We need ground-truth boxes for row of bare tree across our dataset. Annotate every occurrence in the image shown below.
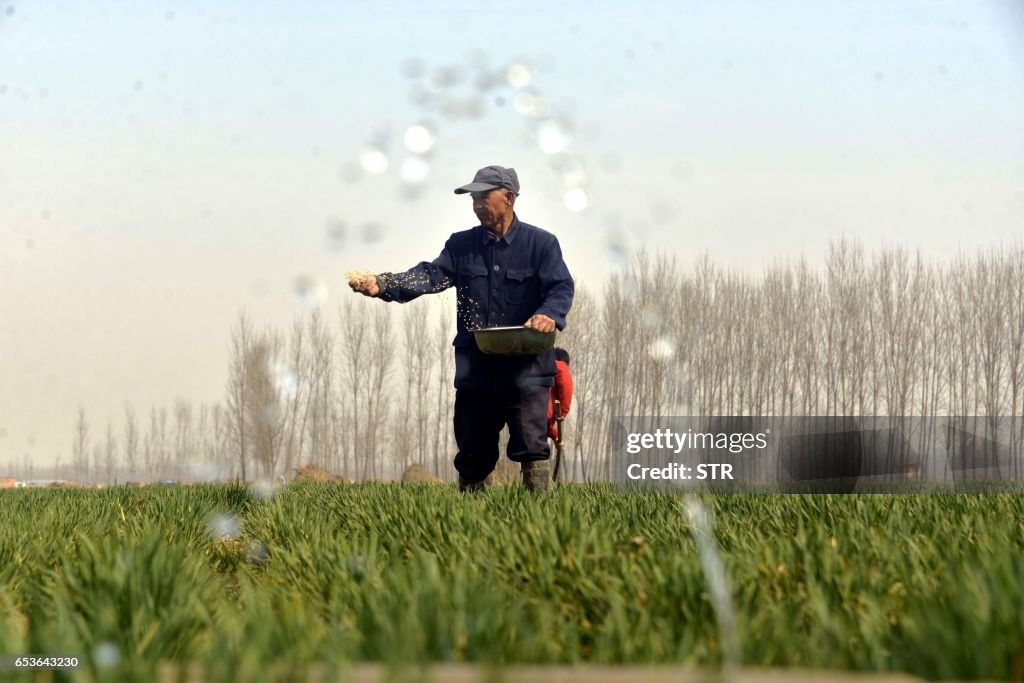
[37,241,1024,484]
[45,295,457,484]
[220,298,456,482]
[54,400,230,484]
[559,241,1024,481]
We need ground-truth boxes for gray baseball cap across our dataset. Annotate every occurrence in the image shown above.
[453,165,520,195]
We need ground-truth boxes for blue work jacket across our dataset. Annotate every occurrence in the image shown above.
[377,215,574,389]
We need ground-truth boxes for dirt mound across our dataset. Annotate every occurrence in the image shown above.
[401,464,442,484]
[294,464,350,483]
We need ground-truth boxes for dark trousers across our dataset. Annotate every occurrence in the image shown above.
[453,386,550,483]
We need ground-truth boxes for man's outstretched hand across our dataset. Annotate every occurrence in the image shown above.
[347,272,380,297]
[524,314,556,333]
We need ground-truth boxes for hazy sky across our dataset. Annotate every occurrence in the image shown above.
[2,0,1023,468]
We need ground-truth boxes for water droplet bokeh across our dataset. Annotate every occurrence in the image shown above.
[550,154,587,189]
[505,62,533,88]
[259,403,282,427]
[326,218,348,251]
[425,66,462,93]
[347,554,368,580]
[537,120,569,155]
[641,305,665,331]
[400,57,425,79]
[293,275,328,309]
[513,91,548,119]
[246,539,270,565]
[271,360,299,398]
[403,123,437,155]
[188,461,223,483]
[359,146,388,174]
[249,479,275,501]
[93,642,121,669]
[400,156,430,185]
[361,222,386,245]
[563,188,589,212]
[650,337,676,360]
[207,512,240,540]
[364,121,391,148]
[338,162,362,184]
[607,231,631,270]
[440,96,486,120]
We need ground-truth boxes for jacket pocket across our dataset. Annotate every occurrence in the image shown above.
[504,268,535,305]
[459,264,488,282]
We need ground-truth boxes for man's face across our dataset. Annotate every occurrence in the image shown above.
[471,188,513,229]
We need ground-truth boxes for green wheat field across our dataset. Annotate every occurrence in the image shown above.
[2,483,1023,681]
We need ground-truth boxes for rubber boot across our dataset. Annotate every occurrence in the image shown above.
[520,460,551,493]
[458,475,486,493]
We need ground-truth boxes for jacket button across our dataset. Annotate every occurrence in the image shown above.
[492,265,500,271]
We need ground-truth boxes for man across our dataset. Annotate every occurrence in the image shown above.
[348,165,574,492]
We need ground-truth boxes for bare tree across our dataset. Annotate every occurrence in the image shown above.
[244,329,287,480]
[824,239,869,417]
[226,312,255,481]
[306,310,337,473]
[102,420,118,483]
[279,317,310,477]
[123,404,139,479]
[72,407,90,483]
[916,264,946,470]
[1006,250,1024,474]
[432,306,455,479]
[173,398,195,472]
[973,252,1008,471]
[401,303,433,472]
[558,285,599,481]
[211,403,232,478]
[395,310,417,472]
[338,298,369,478]
[363,306,394,479]
[596,269,634,478]
[90,443,103,486]
[146,405,170,480]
